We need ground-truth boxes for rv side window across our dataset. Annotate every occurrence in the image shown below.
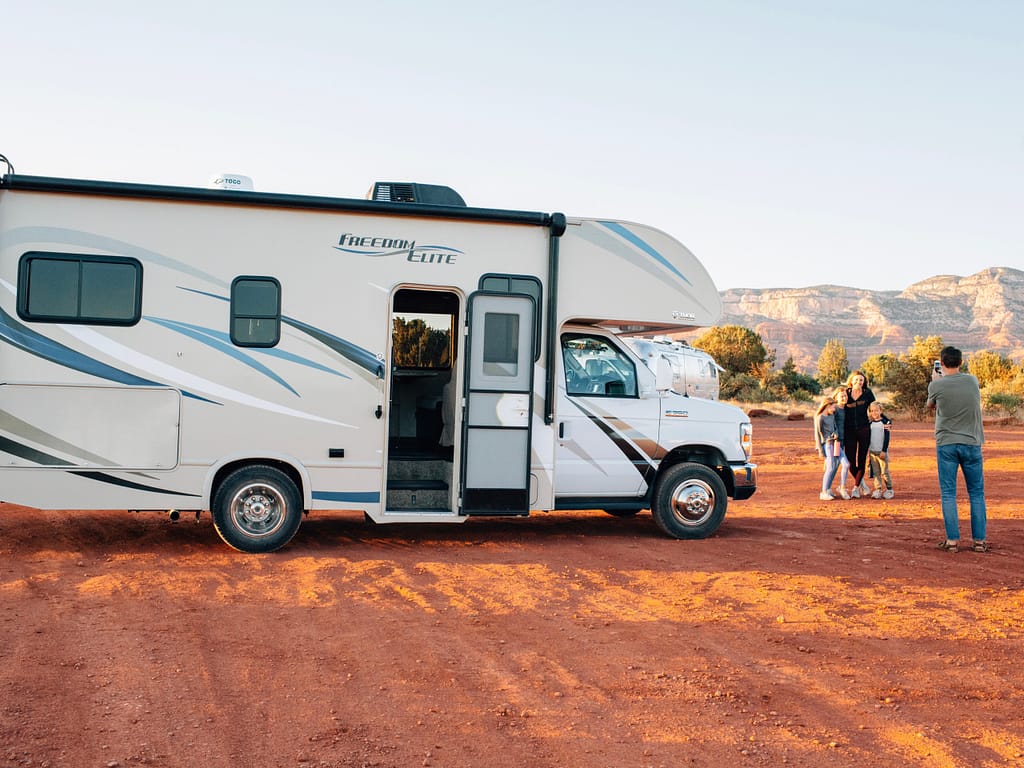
[231,276,281,347]
[479,274,541,360]
[17,252,142,325]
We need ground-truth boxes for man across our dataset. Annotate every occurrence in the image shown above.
[927,346,987,553]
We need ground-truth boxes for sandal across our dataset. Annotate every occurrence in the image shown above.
[936,540,959,553]
[971,541,989,553]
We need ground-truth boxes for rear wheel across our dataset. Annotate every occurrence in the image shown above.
[212,465,303,553]
[651,462,727,539]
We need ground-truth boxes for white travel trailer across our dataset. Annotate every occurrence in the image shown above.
[0,167,756,553]
[624,336,724,400]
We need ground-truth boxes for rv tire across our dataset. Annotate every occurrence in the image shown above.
[212,465,303,553]
[651,462,726,539]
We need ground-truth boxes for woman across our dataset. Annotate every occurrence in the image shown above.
[843,370,876,498]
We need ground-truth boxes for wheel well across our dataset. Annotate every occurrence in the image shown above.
[657,447,734,497]
[211,459,305,508]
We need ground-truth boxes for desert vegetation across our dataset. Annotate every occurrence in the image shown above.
[692,325,1024,422]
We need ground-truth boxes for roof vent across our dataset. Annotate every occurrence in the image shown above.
[207,173,254,191]
[370,181,466,207]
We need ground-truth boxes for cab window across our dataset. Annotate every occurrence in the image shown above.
[561,334,637,397]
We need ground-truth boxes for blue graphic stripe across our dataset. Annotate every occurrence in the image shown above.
[281,317,385,379]
[70,471,201,497]
[313,490,381,503]
[598,221,692,286]
[0,435,198,497]
[0,307,218,403]
[160,320,348,380]
[176,286,384,379]
[147,316,299,396]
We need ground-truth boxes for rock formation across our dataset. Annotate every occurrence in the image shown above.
[708,267,1024,371]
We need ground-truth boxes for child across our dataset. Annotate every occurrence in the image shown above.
[867,402,893,499]
[814,396,842,500]
[831,387,851,499]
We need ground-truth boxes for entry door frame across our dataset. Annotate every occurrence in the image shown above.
[460,291,536,515]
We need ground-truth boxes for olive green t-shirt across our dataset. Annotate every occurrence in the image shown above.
[927,373,985,447]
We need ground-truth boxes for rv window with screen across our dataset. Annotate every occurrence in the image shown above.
[482,312,519,377]
[17,252,142,325]
[479,274,541,360]
[231,276,281,347]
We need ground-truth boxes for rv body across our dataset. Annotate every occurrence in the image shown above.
[0,172,756,552]
[624,336,723,400]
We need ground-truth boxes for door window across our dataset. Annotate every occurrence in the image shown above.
[562,335,638,397]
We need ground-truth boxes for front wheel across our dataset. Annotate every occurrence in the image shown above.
[212,465,303,553]
[651,462,727,539]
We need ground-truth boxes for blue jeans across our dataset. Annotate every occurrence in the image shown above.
[838,452,850,487]
[937,443,986,541]
[820,442,839,492]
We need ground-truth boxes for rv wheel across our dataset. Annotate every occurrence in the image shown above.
[212,465,303,553]
[651,462,727,539]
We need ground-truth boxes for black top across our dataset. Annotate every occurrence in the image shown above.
[844,386,876,430]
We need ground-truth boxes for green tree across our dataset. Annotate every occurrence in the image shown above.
[968,350,1015,388]
[775,357,822,400]
[883,336,944,417]
[907,335,945,371]
[860,353,899,388]
[816,338,849,387]
[693,325,770,375]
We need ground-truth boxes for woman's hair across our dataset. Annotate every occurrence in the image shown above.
[816,396,836,415]
[846,370,867,387]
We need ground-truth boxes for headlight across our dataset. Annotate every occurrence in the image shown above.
[740,422,752,458]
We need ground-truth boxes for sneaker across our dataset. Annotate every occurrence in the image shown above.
[838,487,851,500]
[882,489,894,499]
[851,486,860,499]
[819,491,835,501]
[871,489,882,499]
[859,481,872,496]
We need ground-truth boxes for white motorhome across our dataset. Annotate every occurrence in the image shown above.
[0,167,756,553]
[624,336,724,400]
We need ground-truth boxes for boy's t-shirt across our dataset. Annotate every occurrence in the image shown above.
[869,420,887,452]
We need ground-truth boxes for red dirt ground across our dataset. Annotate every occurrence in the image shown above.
[1,417,1022,768]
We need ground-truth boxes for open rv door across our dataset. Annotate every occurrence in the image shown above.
[460,292,536,515]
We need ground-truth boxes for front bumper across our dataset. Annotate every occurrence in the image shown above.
[727,462,758,500]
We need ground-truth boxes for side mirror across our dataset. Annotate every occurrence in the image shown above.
[655,357,673,392]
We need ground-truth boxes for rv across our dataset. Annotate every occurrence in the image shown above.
[0,167,756,553]
[624,336,723,400]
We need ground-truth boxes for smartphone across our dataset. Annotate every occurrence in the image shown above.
[933,360,942,375]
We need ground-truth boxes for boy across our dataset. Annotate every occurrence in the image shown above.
[867,402,893,499]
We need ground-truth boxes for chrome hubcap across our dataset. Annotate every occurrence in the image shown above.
[670,479,715,525]
[231,483,286,538]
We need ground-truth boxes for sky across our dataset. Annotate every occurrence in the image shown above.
[3,0,1021,291]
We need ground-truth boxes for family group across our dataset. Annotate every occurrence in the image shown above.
[812,346,989,553]
[814,371,891,501]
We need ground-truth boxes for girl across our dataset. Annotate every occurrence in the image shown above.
[814,395,842,500]
[843,370,876,498]
[832,387,851,499]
